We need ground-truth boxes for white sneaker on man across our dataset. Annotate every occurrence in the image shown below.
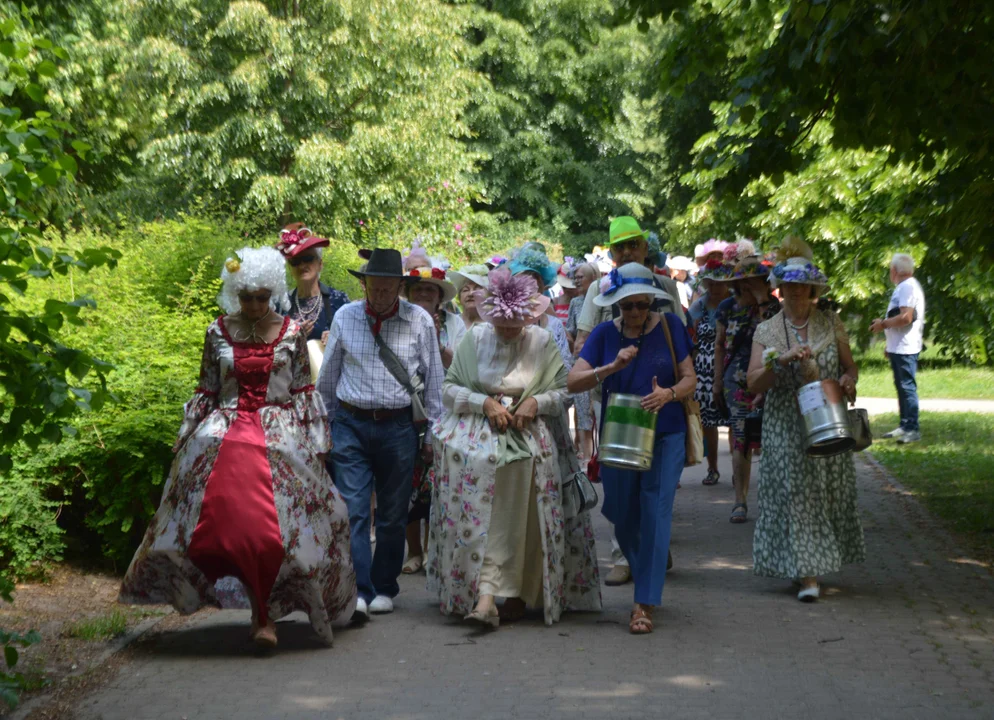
[881,427,906,439]
[369,595,394,614]
[897,430,921,444]
[352,597,370,623]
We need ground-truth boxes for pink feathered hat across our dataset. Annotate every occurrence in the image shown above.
[474,267,550,327]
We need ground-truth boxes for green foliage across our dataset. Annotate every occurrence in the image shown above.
[50,0,485,237]
[631,0,994,362]
[0,575,41,711]
[6,219,224,568]
[0,3,120,469]
[62,610,128,641]
[462,1,661,234]
[0,470,63,577]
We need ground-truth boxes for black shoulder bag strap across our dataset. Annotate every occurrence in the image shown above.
[365,313,417,396]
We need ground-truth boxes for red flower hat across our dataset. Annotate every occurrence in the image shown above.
[275,222,330,259]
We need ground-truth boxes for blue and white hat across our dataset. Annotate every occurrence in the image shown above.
[593,262,673,307]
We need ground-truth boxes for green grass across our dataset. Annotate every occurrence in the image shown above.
[869,412,994,559]
[62,610,129,641]
[853,345,994,399]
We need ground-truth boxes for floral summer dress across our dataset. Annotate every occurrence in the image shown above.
[119,317,357,645]
[427,324,602,624]
[752,309,866,579]
[716,296,781,451]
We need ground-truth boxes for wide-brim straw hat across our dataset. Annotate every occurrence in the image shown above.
[593,263,672,307]
[449,264,490,292]
[556,262,576,288]
[402,265,457,306]
[769,257,830,290]
[697,258,735,282]
[706,255,770,282]
[474,267,550,327]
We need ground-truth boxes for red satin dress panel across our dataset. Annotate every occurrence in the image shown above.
[187,330,286,626]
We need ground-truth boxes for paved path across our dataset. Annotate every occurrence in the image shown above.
[79,445,994,720]
[858,397,994,416]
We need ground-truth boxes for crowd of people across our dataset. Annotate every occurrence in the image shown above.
[119,216,925,647]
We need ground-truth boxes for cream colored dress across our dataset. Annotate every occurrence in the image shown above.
[428,324,603,623]
[443,326,563,605]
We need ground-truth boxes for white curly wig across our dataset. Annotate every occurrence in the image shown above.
[217,246,290,314]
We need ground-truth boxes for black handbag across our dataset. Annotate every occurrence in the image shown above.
[562,471,598,518]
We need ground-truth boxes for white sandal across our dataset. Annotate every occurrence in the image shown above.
[402,555,424,574]
[797,584,820,602]
[465,607,499,628]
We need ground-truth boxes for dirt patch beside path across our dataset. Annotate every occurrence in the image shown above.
[0,565,171,718]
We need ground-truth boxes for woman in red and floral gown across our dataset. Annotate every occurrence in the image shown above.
[120,247,357,649]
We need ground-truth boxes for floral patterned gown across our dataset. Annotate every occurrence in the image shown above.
[119,317,357,645]
[427,324,602,625]
[752,309,866,578]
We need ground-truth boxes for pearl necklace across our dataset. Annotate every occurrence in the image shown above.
[294,294,322,326]
[786,310,810,330]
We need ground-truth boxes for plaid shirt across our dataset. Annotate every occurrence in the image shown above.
[318,300,444,441]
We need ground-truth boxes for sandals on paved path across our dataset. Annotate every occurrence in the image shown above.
[629,605,653,635]
[401,554,424,574]
[465,607,500,629]
[730,503,748,524]
[702,469,720,486]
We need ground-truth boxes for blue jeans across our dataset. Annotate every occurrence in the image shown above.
[889,352,920,432]
[600,432,685,606]
[331,408,419,603]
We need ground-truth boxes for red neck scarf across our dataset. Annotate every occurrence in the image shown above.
[365,299,399,336]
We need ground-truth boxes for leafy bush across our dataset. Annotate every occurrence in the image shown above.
[6,220,220,569]
[1,576,41,712]
[0,472,64,578]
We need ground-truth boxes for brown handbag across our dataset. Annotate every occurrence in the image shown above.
[659,315,704,466]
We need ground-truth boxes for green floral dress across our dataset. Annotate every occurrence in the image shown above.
[752,309,866,579]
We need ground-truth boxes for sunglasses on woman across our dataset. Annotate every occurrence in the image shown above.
[238,292,272,304]
[288,254,318,267]
[619,300,651,311]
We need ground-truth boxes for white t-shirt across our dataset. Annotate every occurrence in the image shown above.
[885,277,926,355]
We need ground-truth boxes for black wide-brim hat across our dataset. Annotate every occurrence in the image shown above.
[348,248,417,280]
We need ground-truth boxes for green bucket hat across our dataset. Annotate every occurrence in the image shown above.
[608,216,647,246]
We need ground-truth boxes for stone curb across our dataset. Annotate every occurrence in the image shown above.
[7,609,174,720]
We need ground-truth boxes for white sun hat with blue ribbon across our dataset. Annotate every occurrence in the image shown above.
[593,262,672,307]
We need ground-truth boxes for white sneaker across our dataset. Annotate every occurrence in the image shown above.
[369,595,394,614]
[352,597,369,623]
[897,430,921,444]
[881,427,906,439]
